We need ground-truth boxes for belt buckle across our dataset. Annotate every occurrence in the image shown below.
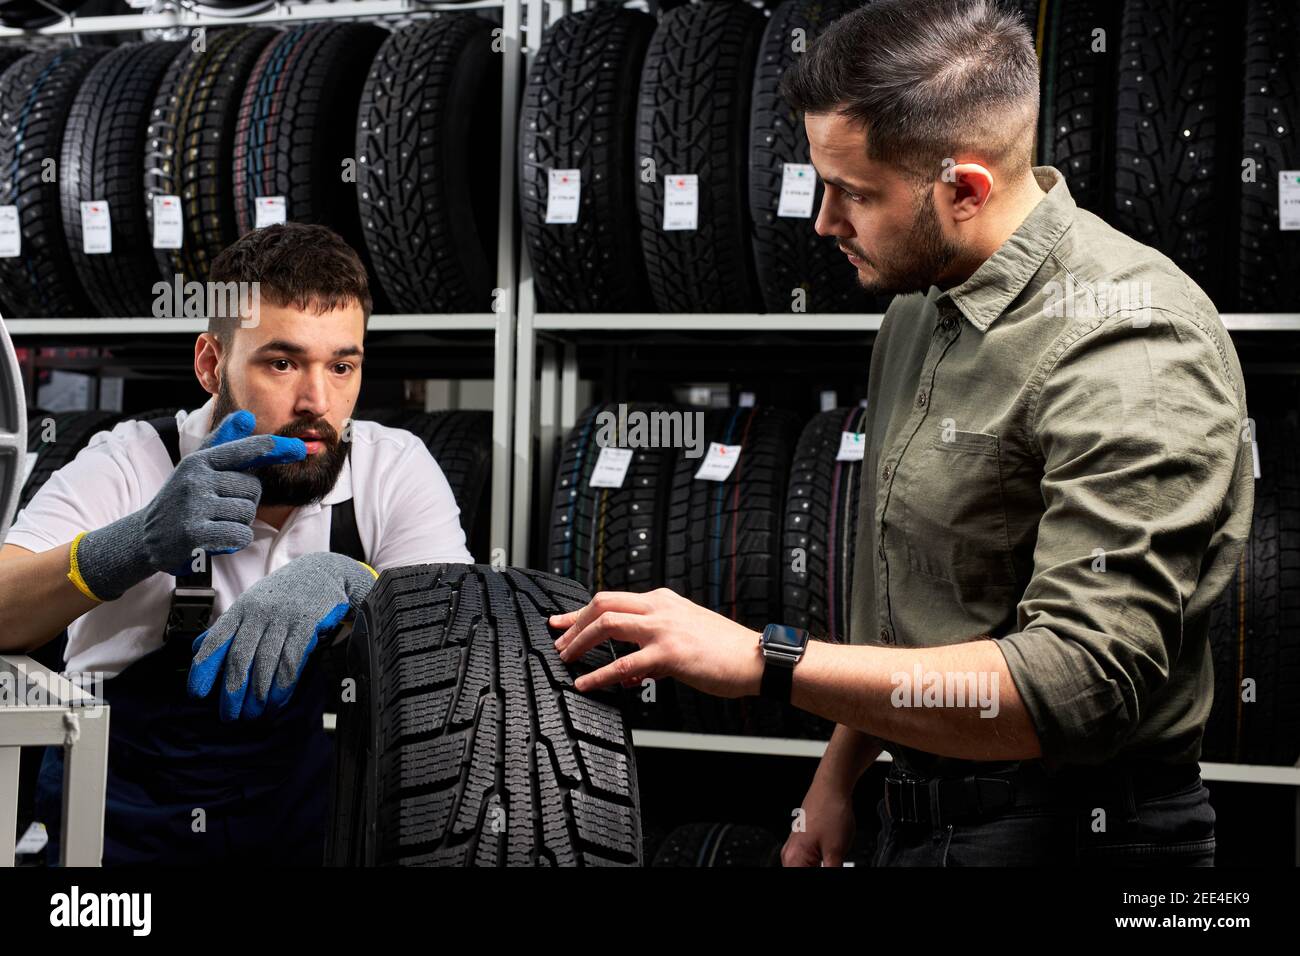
[165,586,217,670]
[886,775,928,825]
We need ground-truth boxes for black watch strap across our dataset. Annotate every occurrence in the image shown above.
[760,660,795,703]
[758,624,809,704]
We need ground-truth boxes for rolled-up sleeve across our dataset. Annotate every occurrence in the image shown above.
[997,309,1245,763]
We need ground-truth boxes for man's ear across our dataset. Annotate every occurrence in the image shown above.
[943,163,994,222]
[194,333,223,396]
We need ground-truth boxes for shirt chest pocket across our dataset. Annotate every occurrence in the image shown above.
[897,430,1017,588]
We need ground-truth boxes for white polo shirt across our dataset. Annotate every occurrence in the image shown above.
[6,397,474,676]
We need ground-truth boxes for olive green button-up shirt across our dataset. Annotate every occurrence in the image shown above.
[849,165,1253,776]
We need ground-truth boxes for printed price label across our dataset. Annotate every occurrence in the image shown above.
[663,174,699,231]
[589,446,633,488]
[0,206,18,258]
[694,442,742,481]
[152,195,183,249]
[255,196,287,228]
[837,431,866,461]
[1280,171,1300,230]
[546,169,581,224]
[80,201,112,254]
[777,163,817,218]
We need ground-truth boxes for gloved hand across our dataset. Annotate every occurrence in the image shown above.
[187,551,379,721]
[69,410,307,602]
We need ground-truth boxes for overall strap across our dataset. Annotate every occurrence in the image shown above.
[146,416,215,655]
[328,495,367,564]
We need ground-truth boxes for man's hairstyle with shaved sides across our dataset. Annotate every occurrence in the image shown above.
[779,0,1041,188]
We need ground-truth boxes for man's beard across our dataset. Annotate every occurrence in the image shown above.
[212,375,350,507]
[845,186,962,297]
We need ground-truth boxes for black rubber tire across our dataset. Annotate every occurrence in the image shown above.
[0,48,107,318]
[0,44,28,75]
[635,1,766,312]
[376,409,494,564]
[1238,0,1300,311]
[750,0,882,315]
[1112,0,1241,306]
[1204,413,1300,766]
[519,7,656,313]
[651,822,782,867]
[780,406,869,739]
[61,42,186,318]
[664,404,803,735]
[144,28,279,286]
[356,17,499,314]
[547,402,679,594]
[0,47,26,320]
[328,564,643,866]
[20,410,125,511]
[1038,0,1121,217]
[233,23,388,289]
[548,402,682,732]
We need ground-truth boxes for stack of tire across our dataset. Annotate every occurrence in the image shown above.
[519,0,887,315]
[0,14,503,318]
[1203,412,1300,766]
[549,400,857,738]
[522,0,1299,312]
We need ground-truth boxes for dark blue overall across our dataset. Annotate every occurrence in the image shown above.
[34,416,365,866]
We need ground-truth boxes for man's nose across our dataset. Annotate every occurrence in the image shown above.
[813,190,851,238]
[294,369,329,419]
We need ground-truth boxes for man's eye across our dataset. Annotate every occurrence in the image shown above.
[270,359,292,371]
[333,363,354,375]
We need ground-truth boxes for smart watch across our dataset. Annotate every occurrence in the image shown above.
[758,623,811,703]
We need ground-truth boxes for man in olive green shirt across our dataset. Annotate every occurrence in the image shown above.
[547,0,1251,865]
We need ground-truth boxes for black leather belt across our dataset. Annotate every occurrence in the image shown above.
[883,761,1202,827]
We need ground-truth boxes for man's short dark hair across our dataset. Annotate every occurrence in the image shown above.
[778,0,1040,187]
[206,222,374,345]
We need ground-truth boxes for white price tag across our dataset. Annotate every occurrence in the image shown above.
[820,390,837,412]
[0,205,19,258]
[1280,171,1300,230]
[545,168,581,224]
[254,196,287,228]
[589,446,633,488]
[663,174,698,231]
[152,195,183,249]
[738,391,755,408]
[837,431,866,461]
[23,451,37,483]
[14,822,47,856]
[777,163,817,218]
[80,201,112,254]
[1252,438,1261,479]
[694,442,742,481]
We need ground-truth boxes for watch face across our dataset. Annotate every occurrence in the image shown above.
[764,624,808,650]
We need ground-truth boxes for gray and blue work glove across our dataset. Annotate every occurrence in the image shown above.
[187,551,380,721]
[67,410,307,603]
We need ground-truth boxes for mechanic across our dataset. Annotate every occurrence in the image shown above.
[0,222,473,864]
[550,0,1253,866]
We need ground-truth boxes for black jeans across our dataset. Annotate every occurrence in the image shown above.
[871,767,1216,866]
